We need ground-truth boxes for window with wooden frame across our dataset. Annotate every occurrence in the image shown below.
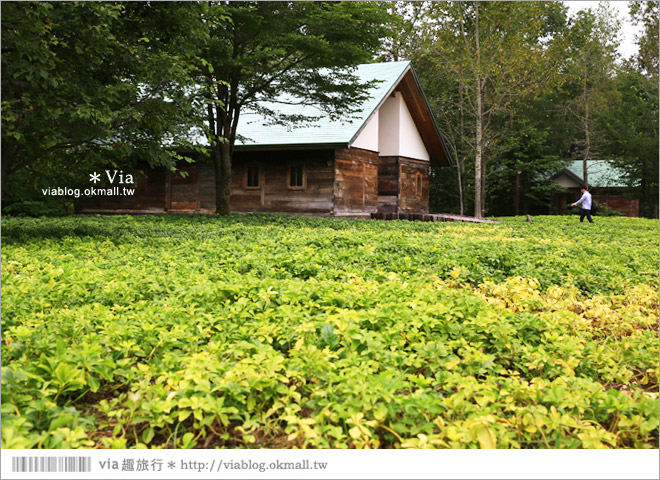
[244,165,260,189]
[288,165,305,190]
[416,172,423,196]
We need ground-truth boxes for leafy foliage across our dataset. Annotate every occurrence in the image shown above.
[629,1,659,79]
[599,68,659,217]
[1,2,208,214]
[2,215,658,448]
[486,121,567,216]
[412,1,569,217]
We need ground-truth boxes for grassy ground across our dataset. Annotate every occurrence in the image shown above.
[1,214,658,448]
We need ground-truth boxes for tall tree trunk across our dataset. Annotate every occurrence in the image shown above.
[456,160,464,216]
[458,77,465,216]
[457,13,466,217]
[474,81,483,219]
[206,92,231,215]
[213,94,233,215]
[473,2,483,218]
[481,148,487,218]
[583,63,590,188]
[515,170,520,216]
[214,142,232,215]
[389,5,399,61]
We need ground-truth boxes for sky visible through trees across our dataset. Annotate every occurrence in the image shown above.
[565,0,641,58]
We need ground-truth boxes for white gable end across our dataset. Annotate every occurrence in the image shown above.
[377,94,400,156]
[350,113,379,152]
[352,91,429,161]
[398,93,430,161]
[554,173,582,188]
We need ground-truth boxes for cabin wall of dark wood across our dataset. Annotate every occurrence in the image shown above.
[398,157,430,214]
[78,163,216,214]
[169,164,197,212]
[78,150,430,216]
[78,166,168,214]
[378,156,399,196]
[377,156,400,214]
[165,163,215,213]
[551,190,640,217]
[592,194,639,217]
[333,148,379,216]
[230,150,335,214]
[197,164,216,211]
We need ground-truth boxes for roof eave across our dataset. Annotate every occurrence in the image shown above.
[408,66,453,168]
[347,62,412,148]
[347,64,453,168]
[234,142,347,152]
[552,168,586,187]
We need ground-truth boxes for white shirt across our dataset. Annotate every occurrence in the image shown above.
[574,191,592,210]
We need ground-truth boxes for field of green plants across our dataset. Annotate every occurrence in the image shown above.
[2,214,658,449]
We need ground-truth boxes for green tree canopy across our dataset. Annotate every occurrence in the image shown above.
[630,0,659,79]
[1,2,207,212]
[600,68,659,217]
[410,1,567,217]
[198,1,390,214]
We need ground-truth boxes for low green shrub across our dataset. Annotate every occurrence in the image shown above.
[2,215,658,448]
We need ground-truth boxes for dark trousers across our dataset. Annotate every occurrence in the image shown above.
[580,209,593,223]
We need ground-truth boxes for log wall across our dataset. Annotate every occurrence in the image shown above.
[399,157,430,214]
[79,149,431,216]
[333,148,379,216]
[168,164,197,212]
[377,156,399,214]
[230,150,335,214]
[78,163,216,214]
[198,164,216,211]
[592,194,639,217]
[78,166,168,214]
[160,163,216,213]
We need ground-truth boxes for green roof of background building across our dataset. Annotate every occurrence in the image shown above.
[565,160,628,188]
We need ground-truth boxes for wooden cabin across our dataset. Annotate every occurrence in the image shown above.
[79,61,452,217]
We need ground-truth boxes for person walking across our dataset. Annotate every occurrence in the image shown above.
[571,187,594,223]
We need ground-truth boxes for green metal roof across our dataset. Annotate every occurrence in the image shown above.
[234,61,411,148]
[565,160,628,188]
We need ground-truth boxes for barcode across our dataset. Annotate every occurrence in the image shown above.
[11,456,92,473]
